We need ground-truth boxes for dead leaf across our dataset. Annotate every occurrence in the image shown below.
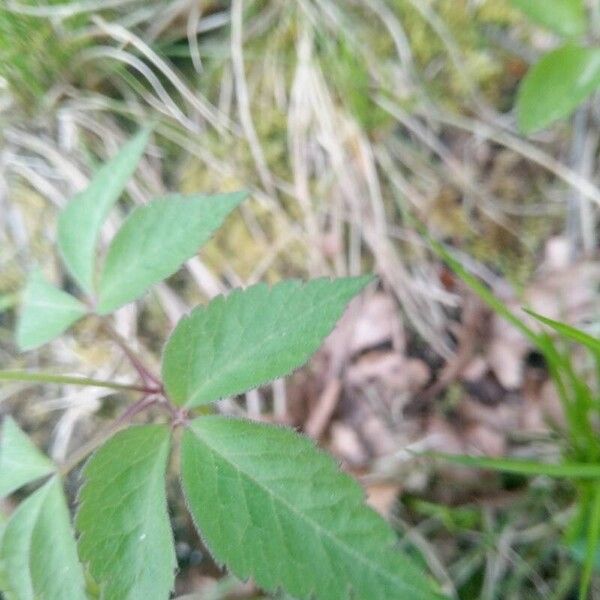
[365,482,401,517]
[329,422,369,467]
[464,422,506,457]
[325,292,405,372]
[304,378,342,439]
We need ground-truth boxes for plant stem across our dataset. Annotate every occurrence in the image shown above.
[114,394,159,427]
[58,425,118,477]
[98,318,161,387]
[580,483,600,600]
[58,394,171,477]
[0,370,150,393]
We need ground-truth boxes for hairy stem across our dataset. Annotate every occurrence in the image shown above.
[114,394,159,427]
[58,424,121,477]
[98,318,161,388]
[58,395,168,476]
[0,370,150,393]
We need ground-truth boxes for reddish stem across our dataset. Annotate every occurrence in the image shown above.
[99,319,161,386]
[115,394,159,426]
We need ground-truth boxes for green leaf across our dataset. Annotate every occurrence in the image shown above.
[0,476,87,600]
[0,417,55,498]
[526,309,600,401]
[163,276,372,408]
[76,425,176,600]
[517,44,600,134]
[96,191,246,314]
[57,128,150,294]
[0,488,46,600]
[0,482,46,600]
[524,309,600,355]
[581,483,600,600]
[0,511,8,593]
[428,452,600,479]
[15,270,87,351]
[182,417,443,600]
[510,0,585,37]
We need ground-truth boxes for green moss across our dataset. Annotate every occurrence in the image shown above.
[317,33,394,133]
[0,7,87,113]
[386,0,512,104]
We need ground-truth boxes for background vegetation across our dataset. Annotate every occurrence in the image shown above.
[1,0,599,598]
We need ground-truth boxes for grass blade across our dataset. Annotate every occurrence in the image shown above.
[581,483,600,599]
[428,453,600,480]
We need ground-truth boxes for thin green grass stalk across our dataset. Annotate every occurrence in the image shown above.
[424,231,596,455]
[0,370,147,392]
[525,310,600,355]
[581,483,600,599]
[549,564,578,600]
[526,309,600,402]
[545,341,598,460]
[423,234,538,344]
[424,230,600,595]
[427,453,600,479]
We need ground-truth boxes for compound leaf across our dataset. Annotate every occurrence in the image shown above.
[510,0,585,37]
[16,270,87,351]
[181,417,443,600]
[76,425,176,600]
[163,276,371,407]
[517,44,600,134]
[0,417,55,498]
[0,476,86,600]
[58,128,150,294]
[97,191,246,314]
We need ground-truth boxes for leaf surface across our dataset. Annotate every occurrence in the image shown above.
[16,270,87,351]
[0,512,7,593]
[510,0,585,37]
[57,128,150,294]
[0,486,43,600]
[163,276,371,407]
[0,417,55,498]
[97,191,246,313]
[181,416,443,600]
[76,425,175,600]
[517,44,600,133]
[0,476,86,600]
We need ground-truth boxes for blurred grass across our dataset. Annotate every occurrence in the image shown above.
[0,4,87,112]
[0,0,558,286]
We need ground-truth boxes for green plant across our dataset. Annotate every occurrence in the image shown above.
[0,5,87,113]
[511,0,600,134]
[427,236,600,599]
[0,131,445,600]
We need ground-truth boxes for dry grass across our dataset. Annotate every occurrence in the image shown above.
[1,1,599,597]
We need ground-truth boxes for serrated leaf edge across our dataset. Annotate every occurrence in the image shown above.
[74,425,177,600]
[96,190,248,314]
[180,416,439,599]
[163,275,373,408]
